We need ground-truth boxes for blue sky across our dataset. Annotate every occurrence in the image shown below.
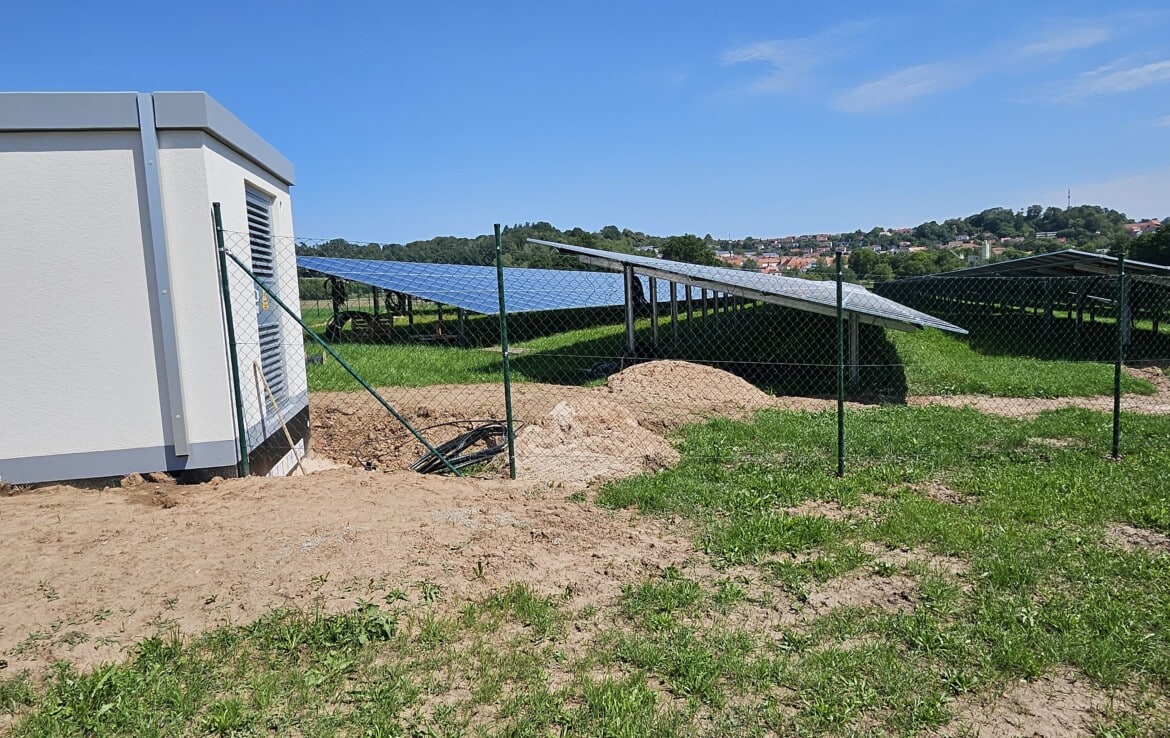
[4,1,1168,241]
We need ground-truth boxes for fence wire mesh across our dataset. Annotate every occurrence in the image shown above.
[868,270,1170,462]
[218,225,1170,482]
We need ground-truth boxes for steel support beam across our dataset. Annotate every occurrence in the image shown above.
[623,265,636,356]
[649,276,659,349]
[669,281,679,343]
[849,314,860,388]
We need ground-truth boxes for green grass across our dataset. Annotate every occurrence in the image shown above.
[5,406,1170,736]
[307,312,1157,399]
[891,328,1154,397]
[307,321,630,390]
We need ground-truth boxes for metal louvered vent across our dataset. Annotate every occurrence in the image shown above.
[257,323,287,399]
[246,189,276,279]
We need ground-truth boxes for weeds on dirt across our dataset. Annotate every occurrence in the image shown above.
[596,404,1170,734]
[4,406,1170,736]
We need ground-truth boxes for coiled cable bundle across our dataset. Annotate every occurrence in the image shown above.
[353,419,523,474]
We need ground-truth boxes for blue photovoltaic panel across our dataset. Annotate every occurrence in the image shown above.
[297,256,699,315]
[528,239,967,334]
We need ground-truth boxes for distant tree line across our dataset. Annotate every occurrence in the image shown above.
[296,205,1163,277]
[297,222,659,272]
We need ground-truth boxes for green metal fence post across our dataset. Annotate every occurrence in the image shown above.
[1112,253,1126,459]
[836,249,845,478]
[222,250,463,476]
[212,203,250,477]
[495,224,518,480]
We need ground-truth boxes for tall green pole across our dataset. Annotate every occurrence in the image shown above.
[222,251,462,476]
[495,224,518,479]
[836,249,845,478]
[1112,253,1126,459]
[212,203,250,477]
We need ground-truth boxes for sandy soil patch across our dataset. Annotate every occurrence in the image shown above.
[1027,437,1082,449]
[0,467,698,675]
[782,497,879,521]
[861,543,970,579]
[805,574,919,616]
[1105,524,1170,554]
[907,366,1170,419]
[309,360,864,473]
[308,360,1170,477]
[506,398,680,487]
[908,481,977,506]
[938,668,1125,737]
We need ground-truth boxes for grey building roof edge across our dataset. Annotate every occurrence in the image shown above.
[152,92,294,185]
[0,91,141,129]
[0,91,294,185]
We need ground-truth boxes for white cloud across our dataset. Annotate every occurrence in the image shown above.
[832,24,1111,112]
[1065,59,1170,99]
[1017,27,1111,56]
[722,39,822,93]
[727,20,1117,111]
[833,63,972,112]
[722,22,869,93]
[1156,114,1170,127]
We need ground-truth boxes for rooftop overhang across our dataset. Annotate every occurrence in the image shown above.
[0,91,294,185]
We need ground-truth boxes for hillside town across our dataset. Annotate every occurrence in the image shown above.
[682,210,1167,279]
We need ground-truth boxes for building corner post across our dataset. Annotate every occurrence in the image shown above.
[137,92,190,456]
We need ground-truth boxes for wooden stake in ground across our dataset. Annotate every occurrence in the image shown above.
[253,361,308,476]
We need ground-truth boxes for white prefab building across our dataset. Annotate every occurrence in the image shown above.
[0,91,308,484]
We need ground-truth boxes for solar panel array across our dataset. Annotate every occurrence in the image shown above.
[528,239,967,334]
[297,256,699,315]
[905,249,1170,279]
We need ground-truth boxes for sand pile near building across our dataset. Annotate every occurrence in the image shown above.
[509,398,679,487]
[603,359,781,429]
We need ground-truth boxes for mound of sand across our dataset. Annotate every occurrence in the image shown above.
[509,398,680,487]
[603,360,782,429]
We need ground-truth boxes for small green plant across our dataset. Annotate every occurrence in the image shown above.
[309,572,330,588]
[418,580,442,605]
[202,697,249,736]
[384,588,408,605]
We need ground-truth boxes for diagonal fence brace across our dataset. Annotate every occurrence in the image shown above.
[222,250,463,476]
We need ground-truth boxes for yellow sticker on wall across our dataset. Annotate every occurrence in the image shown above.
[261,293,269,311]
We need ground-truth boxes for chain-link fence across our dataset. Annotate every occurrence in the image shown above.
[213,215,1170,483]
[871,266,1170,459]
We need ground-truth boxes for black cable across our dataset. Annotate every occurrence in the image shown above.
[410,420,522,474]
[353,419,523,474]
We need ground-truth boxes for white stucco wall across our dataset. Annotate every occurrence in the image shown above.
[0,96,303,484]
[188,133,307,450]
[0,131,170,462]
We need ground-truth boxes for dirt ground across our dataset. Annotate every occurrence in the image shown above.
[310,362,1170,477]
[3,360,1167,734]
[312,360,871,476]
[936,668,1129,738]
[907,365,1170,418]
[0,467,696,676]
